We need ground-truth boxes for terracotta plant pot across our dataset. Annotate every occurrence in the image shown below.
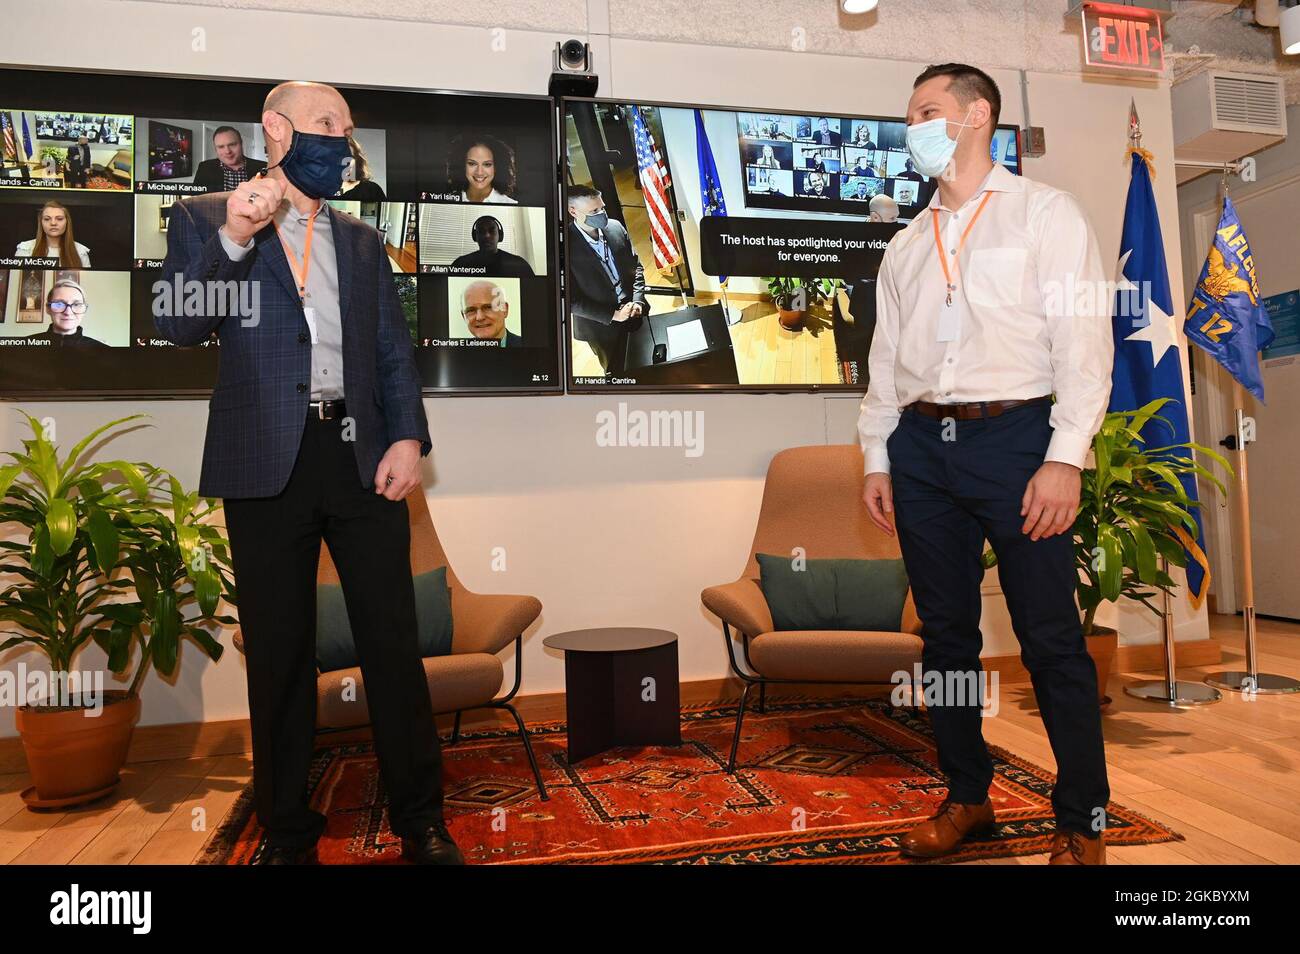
[1084,625,1119,707]
[15,690,141,808]
[777,307,804,330]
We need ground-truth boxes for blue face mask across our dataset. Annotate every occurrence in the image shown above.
[905,106,975,179]
[584,209,609,231]
[269,112,353,199]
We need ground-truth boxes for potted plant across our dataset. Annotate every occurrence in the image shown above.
[0,413,233,808]
[95,470,236,698]
[985,398,1230,705]
[765,276,836,330]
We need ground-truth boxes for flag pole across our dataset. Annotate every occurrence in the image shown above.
[1205,379,1300,694]
[1120,100,1221,707]
[1124,554,1221,706]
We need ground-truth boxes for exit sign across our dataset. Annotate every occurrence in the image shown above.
[1080,2,1165,74]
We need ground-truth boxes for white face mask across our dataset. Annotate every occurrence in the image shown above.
[905,105,975,179]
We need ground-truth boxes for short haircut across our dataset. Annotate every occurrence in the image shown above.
[212,125,243,143]
[46,278,86,304]
[913,62,1001,128]
[462,279,503,310]
[567,184,601,206]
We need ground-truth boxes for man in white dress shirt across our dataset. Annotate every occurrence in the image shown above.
[858,64,1113,865]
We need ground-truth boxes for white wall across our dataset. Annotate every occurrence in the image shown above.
[0,0,1203,737]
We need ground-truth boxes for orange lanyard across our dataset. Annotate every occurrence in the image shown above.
[931,191,993,307]
[273,205,321,302]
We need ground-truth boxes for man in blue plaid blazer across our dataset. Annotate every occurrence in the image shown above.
[155,81,460,865]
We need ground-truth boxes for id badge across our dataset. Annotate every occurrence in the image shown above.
[303,306,319,345]
[936,299,960,342]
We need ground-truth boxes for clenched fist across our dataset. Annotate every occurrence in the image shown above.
[223,174,286,247]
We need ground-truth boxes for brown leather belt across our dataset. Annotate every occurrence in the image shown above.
[905,395,1052,421]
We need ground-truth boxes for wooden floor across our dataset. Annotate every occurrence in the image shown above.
[3,614,1297,865]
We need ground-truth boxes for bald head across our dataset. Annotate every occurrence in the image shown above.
[461,280,509,341]
[261,81,354,165]
[868,194,899,223]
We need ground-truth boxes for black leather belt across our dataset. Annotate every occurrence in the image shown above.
[308,398,347,420]
[905,395,1051,421]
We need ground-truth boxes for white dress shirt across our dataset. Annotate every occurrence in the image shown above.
[857,163,1113,475]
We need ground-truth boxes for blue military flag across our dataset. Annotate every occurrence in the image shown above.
[1110,150,1210,608]
[694,108,727,285]
[1184,196,1274,401]
[20,113,33,159]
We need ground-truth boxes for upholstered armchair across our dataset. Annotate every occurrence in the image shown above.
[701,445,924,772]
[234,489,548,798]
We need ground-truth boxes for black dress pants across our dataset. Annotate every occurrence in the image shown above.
[224,412,444,848]
[576,312,636,376]
[887,401,1110,836]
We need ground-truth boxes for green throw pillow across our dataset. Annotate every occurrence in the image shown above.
[316,566,454,672]
[756,554,909,632]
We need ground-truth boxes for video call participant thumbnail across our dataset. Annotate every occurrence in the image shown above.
[565,184,646,377]
[24,278,108,347]
[14,200,91,266]
[192,126,268,192]
[446,133,517,204]
[459,279,521,346]
[65,136,93,188]
[338,135,385,201]
[449,215,534,278]
[812,117,841,146]
[797,170,832,198]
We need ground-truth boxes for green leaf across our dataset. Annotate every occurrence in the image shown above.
[193,567,222,617]
[85,507,120,574]
[1123,515,1158,584]
[132,567,157,613]
[94,620,135,673]
[45,498,77,555]
[57,414,148,492]
[97,603,145,626]
[185,625,225,662]
[1095,522,1124,602]
[0,463,24,501]
[150,589,181,676]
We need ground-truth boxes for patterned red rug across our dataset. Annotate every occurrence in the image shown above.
[200,698,1180,864]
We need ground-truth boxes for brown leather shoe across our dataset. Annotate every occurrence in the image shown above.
[899,797,997,858]
[1048,830,1107,865]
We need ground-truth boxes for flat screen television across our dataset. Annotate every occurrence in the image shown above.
[0,67,561,398]
[561,96,1021,393]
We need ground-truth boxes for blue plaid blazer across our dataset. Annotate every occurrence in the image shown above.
[156,193,430,500]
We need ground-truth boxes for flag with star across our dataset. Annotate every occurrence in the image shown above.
[1110,149,1210,607]
[694,108,728,285]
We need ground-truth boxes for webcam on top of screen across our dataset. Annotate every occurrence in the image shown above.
[549,39,597,99]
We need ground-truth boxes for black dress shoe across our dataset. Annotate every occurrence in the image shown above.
[259,843,318,865]
[401,821,464,865]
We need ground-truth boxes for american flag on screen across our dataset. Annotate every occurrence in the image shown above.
[631,106,682,272]
[1,113,16,162]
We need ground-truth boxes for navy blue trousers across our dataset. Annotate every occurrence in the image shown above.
[887,401,1109,836]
